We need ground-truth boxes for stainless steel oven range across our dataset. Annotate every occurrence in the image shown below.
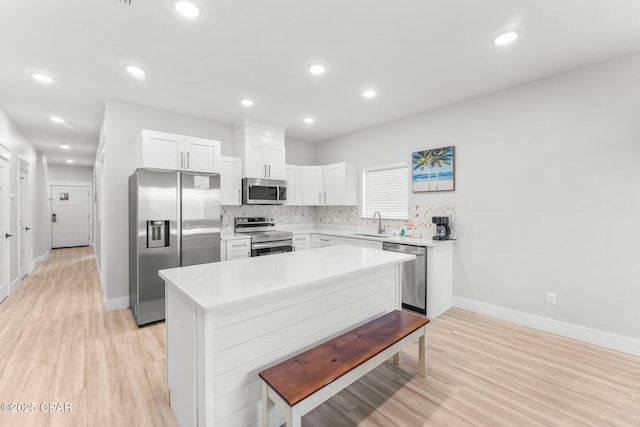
[234,217,293,257]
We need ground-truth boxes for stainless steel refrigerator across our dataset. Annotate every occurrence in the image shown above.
[129,169,221,326]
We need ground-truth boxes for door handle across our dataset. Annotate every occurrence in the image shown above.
[268,165,271,177]
[264,164,267,178]
[52,213,57,223]
[25,227,31,231]
[180,152,184,169]
[186,152,190,169]
[5,233,13,238]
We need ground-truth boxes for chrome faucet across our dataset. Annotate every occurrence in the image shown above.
[372,211,385,234]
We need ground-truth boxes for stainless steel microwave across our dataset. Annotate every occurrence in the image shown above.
[242,178,287,205]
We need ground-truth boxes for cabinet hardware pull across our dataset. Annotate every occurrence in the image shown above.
[268,165,271,177]
[186,152,190,169]
[180,152,184,169]
[324,192,327,204]
[264,165,267,178]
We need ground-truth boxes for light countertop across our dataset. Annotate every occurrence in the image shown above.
[221,226,455,247]
[159,245,414,313]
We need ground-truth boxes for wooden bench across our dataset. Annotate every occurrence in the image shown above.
[258,310,430,427]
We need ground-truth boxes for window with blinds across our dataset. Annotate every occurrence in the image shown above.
[362,163,409,219]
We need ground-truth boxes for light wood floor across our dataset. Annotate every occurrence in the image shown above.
[1,248,639,426]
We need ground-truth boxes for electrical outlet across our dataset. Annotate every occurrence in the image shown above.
[546,292,556,305]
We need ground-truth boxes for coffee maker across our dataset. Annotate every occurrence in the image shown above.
[432,216,451,240]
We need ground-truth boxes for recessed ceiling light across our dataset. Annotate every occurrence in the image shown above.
[125,65,146,79]
[174,1,200,18]
[66,159,74,164]
[309,64,326,75]
[240,99,254,107]
[31,72,55,83]
[303,117,315,124]
[494,31,519,45]
[60,145,70,150]
[50,116,65,124]
[362,89,377,98]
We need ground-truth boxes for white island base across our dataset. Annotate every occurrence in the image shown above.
[160,245,414,427]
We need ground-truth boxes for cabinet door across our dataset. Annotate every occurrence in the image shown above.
[140,130,184,170]
[285,165,300,205]
[323,163,346,205]
[184,137,221,173]
[266,145,286,180]
[221,156,242,205]
[301,166,323,206]
[359,239,383,250]
[339,237,360,247]
[244,142,267,178]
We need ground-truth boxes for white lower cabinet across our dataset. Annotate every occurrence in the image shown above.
[359,239,383,250]
[223,238,251,260]
[339,237,360,247]
[293,234,311,251]
[311,234,340,249]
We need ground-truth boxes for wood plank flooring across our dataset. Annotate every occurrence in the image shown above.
[1,247,639,426]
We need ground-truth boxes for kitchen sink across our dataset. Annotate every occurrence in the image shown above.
[354,233,394,238]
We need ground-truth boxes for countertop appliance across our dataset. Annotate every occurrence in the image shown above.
[242,178,287,205]
[382,242,427,314]
[432,216,451,240]
[129,169,221,326]
[234,216,293,256]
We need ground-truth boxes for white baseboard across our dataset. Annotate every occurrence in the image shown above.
[105,296,129,312]
[29,251,50,273]
[9,276,21,294]
[453,296,640,357]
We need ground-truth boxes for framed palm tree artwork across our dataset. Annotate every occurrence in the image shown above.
[412,146,455,192]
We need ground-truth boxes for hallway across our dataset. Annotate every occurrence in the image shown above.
[0,247,178,427]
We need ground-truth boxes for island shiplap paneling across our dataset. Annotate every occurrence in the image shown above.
[211,271,395,355]
[212,300,396,421]
[209,266,394,329]
[208,265,400,426]
[165,285,197,427]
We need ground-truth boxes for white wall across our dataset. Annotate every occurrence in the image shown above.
[316,53,640,344]
[285,137,316,165]
[0,107,46,290]
[99,99,235,308]
[48,164,93,183]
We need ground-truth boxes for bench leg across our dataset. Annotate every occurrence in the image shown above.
[419,324,428,377]
[286,405,302,427]
[261,382,275,427]
[393,352,401,365]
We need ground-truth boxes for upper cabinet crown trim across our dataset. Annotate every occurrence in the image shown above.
[233,119,286,141]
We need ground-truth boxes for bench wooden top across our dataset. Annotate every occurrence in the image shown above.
[258,310,430,406]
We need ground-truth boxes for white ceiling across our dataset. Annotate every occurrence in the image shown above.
[2,0,640,166]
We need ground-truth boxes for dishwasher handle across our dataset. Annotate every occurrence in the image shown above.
[383,247,424,256]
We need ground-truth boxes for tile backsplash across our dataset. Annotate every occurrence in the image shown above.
[223,204,455,237]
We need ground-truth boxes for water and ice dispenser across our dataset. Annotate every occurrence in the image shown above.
[147,220,169,248]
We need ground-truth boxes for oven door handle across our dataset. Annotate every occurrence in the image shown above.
[252,241,292,250]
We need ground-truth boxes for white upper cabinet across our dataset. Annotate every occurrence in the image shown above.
[234,119,286,180]
[323,162,358,206]
[285,164,302,206]
[184,136,221,173]
[301,166,323,206]
[221,156,242,205]
[137,130,221,173]
[301,162,358,206]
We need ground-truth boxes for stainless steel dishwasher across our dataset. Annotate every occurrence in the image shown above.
[382,242,427,314]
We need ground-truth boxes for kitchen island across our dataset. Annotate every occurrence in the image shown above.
[159,245,414,427]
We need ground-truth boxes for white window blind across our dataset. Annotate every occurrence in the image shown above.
[362,163,408,219]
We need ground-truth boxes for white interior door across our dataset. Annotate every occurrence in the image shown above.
[19,170,30,278]
[0,159,7,303]
[51,185,90,248]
